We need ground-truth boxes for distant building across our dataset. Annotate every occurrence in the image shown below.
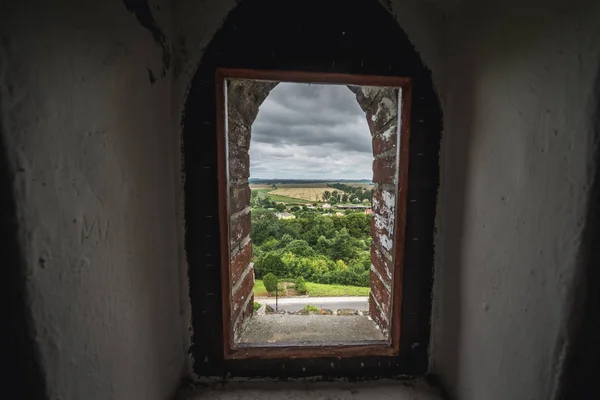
[322,203,332,209]
[335,212,344,217]
[322,213,333,216]
[365,209,373,215]
[275,212,296,220]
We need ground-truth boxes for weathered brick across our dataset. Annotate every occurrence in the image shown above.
[373,158,396,184]
[371,244,393,283]
[372,187,396,220]
[228,111,251,150]
[372,122,398,155]
[230,211,251,247]
[230,183,250,214]
[371,214,394,252]
[228,146,249,179]
[228,80,277,126]
[370,269,391,317]
[231,242,252,287]
[233,292,255,341]
[232,267,255,325]
[364,88,399,134]
[369,291,389,334]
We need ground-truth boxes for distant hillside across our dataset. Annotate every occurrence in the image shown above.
[249,178,372,184]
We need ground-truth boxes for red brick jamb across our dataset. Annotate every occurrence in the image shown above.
[364,87,399,337]
[226,81,400,338]
[226,81,277,340]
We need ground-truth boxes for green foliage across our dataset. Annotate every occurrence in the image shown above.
[295,276,307,294]
[284,240,315,257]
[250,206,372,287]
[263,273,279,293]
[304,304,319,312]
[255,254,285,279]
[253,302,262,312]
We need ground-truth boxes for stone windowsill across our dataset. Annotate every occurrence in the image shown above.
[178,378,444,400]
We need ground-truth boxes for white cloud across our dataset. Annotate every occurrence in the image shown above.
[248,82,372,179]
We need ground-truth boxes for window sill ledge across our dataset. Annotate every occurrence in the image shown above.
[179,377,444,400]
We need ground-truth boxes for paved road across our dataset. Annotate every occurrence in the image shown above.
[255,296,368,312]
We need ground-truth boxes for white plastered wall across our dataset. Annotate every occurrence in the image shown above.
[0,0,187,399]
[431,1,600,399]
[2,0,598,398]
[170,0,447,135]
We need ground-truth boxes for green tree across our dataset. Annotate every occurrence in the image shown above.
[329,228,361,262]
[284,239,316,257]
[256,253,285,278]
[251,208,281,245]
[275,203,286,212]
[277,233,294,249]
[263,273,278,293]
[322,190,331,201]
[345,212,371,238]
[295,276,307,294]
[261,238,280,251]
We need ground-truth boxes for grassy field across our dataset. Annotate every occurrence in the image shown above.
[253,280,269,296]
[251,186,316,204]
[269,187,344,202]
[253,279,370,297]
[265,194,313,204]
[251,182,373,204]
[250,183,329,189]
[304,282,370,297]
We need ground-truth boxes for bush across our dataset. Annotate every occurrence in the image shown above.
[263,273,279,293]
[255,253,285,279]
[253,302,261,312]
[295,276,307,294]
[304,305,319,313]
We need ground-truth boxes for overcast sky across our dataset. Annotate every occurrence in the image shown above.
[249,82,372,180]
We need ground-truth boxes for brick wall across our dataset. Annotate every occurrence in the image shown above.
[227,81,276,341]
[357,87,400,337]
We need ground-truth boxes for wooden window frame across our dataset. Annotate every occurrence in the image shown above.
[216,68,412,360]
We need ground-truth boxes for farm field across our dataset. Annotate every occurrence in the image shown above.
[250,182,329,189]
[345,182,374,188]
[268,187,342,202]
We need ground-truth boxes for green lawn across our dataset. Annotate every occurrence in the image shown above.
[253,279,369,297]
[253,279,269,297]
[304,282,370,297]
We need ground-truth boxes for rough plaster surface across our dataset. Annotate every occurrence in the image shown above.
[3,0,598,398]
[431,1,600,399]
[185,379,442,400]
[171,0,447,135]
[0,0,186,398]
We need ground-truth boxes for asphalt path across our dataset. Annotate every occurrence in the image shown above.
[255,296,368,312]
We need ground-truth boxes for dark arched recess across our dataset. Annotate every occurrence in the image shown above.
[182,0,443,378]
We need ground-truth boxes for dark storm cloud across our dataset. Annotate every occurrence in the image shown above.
[249,82,372,179]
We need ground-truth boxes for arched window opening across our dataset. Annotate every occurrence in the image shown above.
[217,69,411,359]
[182,0,442,378]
